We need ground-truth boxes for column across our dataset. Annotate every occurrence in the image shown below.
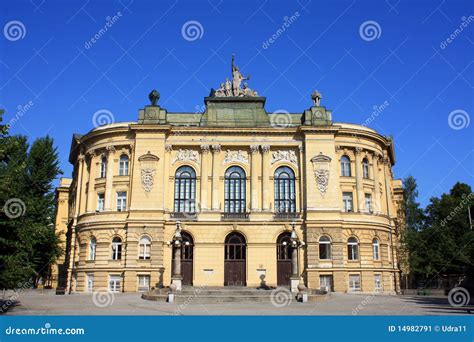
[164,144,172,211]
[74,154,85,218]
[261,145,270,211]
[373,153,381,214]
[211,144,221,211]
[86,150,97,212]
[298,145,304,212]
[355,148,364,213]
[200,144,210,210]
[250,145,260,211]
[104,145,116,211]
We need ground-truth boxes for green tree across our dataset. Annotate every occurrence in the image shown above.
[402,175,425,230]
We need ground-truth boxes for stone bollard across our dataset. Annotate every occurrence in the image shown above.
[296,284,308,303]
[167,283,178,303]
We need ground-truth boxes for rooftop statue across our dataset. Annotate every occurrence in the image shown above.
[213,55,258,97]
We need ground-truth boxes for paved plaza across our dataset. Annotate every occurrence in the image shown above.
[2,290,472,316]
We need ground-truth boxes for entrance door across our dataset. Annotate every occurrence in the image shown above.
[277,232,292,286]
[224,233,246,286]
[173,232,193,285]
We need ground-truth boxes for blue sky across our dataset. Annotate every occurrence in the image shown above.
[1,0,473,207]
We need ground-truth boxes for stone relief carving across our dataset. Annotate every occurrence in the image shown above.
[223,150,249,164]
[311,153,332,196]
[271,150,298,165]
[138,152,160,193]
[172,149,199,165]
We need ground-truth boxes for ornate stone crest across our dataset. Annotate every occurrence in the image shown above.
[223,150,249,164]
[271,150,298,165]
[172,149,199,165]
[212,55,258,97]
[138,152,160,193]
[311,153,332,196]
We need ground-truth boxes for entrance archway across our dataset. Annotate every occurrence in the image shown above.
[172,231,194,285]
[224,232,246,286]
[276,232,292,286]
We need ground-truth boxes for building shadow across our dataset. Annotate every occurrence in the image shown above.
[401,296,474,315]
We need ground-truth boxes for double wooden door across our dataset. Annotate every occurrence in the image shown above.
[224,233,246,286]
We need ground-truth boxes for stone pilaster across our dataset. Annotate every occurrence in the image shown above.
[200,144,210,210]
[261,145,270,211]
[164,144,172,212]
[86,150,97,212]
[75,154,85,218]
[211,144,221,211]
[104,145,116,211]
[373,153,381,214]
[250,145,260,211]
[355,147,364,213]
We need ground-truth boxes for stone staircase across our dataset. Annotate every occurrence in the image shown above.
[141,286,327,303]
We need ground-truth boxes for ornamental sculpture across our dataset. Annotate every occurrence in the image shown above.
[271,150,298,165]
[212,55,258,97]
[223,150,249,164]
[173,149,199,165]
[311,153,332,196]
[138,152,160,192]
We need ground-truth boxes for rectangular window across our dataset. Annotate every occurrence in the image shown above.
[109,275,121,292]
[374,274,382,290]
[86,273,94,292]
[342,192,353,212]
[97,193,105,211]
[365,194,372,213]
[116,191,127,212]
[349,274,361,291]
[137,275,150,292]
[320,275,333,292]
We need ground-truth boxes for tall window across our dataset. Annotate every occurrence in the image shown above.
[97,193,105,212]
[374,274,382,290]
[340,155,351,177]
[116,191,127,211]
[373,238,380,260]
[274,166,296,213]
[349,274,361,291]
[109,275,121,292]
[224,166,246,213]
[174,166,196,213]
[319,236,332,260]
[86,273,94,292]
[365,193,372,213]
[100,156,107,178]
[347,237,359,260]
[111,237,122,260]
[342,192,353,212]
[137,275,150,292]
[89,237,97,261]
[119,154,129,176]
[362,158,370,179]
[139,236,151,260]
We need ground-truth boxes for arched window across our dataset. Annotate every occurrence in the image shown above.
[225,232,246,260]
[347,237,359,260]
[319,236,332,260]
[362,158,370,179]
[111,237,122,260]
[89,237,97,261]
[277,232,292,260]
[119,154,129,176]
[274,166,296,213]
[340,155,351,177]
[224,166,246,213]
[174,166,196,213]
[372,238,380,260]
[139,236,151,260]
[100,156,107,178]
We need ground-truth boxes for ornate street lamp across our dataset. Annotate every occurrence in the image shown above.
[289,221,305,293]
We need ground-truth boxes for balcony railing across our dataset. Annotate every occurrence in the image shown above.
[221,212,249,221]
[171,212,197,220]
[273,212,300,220]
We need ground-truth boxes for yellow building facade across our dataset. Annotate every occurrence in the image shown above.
[56,78,404,294]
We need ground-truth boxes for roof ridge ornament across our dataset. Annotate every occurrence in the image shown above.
[212,55,259,97]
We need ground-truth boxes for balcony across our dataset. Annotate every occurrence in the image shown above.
[170,212,197,220]
[221,212,249,221]
[273,212,300,220]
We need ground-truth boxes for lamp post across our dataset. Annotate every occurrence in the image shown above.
[289,221,304,293]
[171,221,183,291]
